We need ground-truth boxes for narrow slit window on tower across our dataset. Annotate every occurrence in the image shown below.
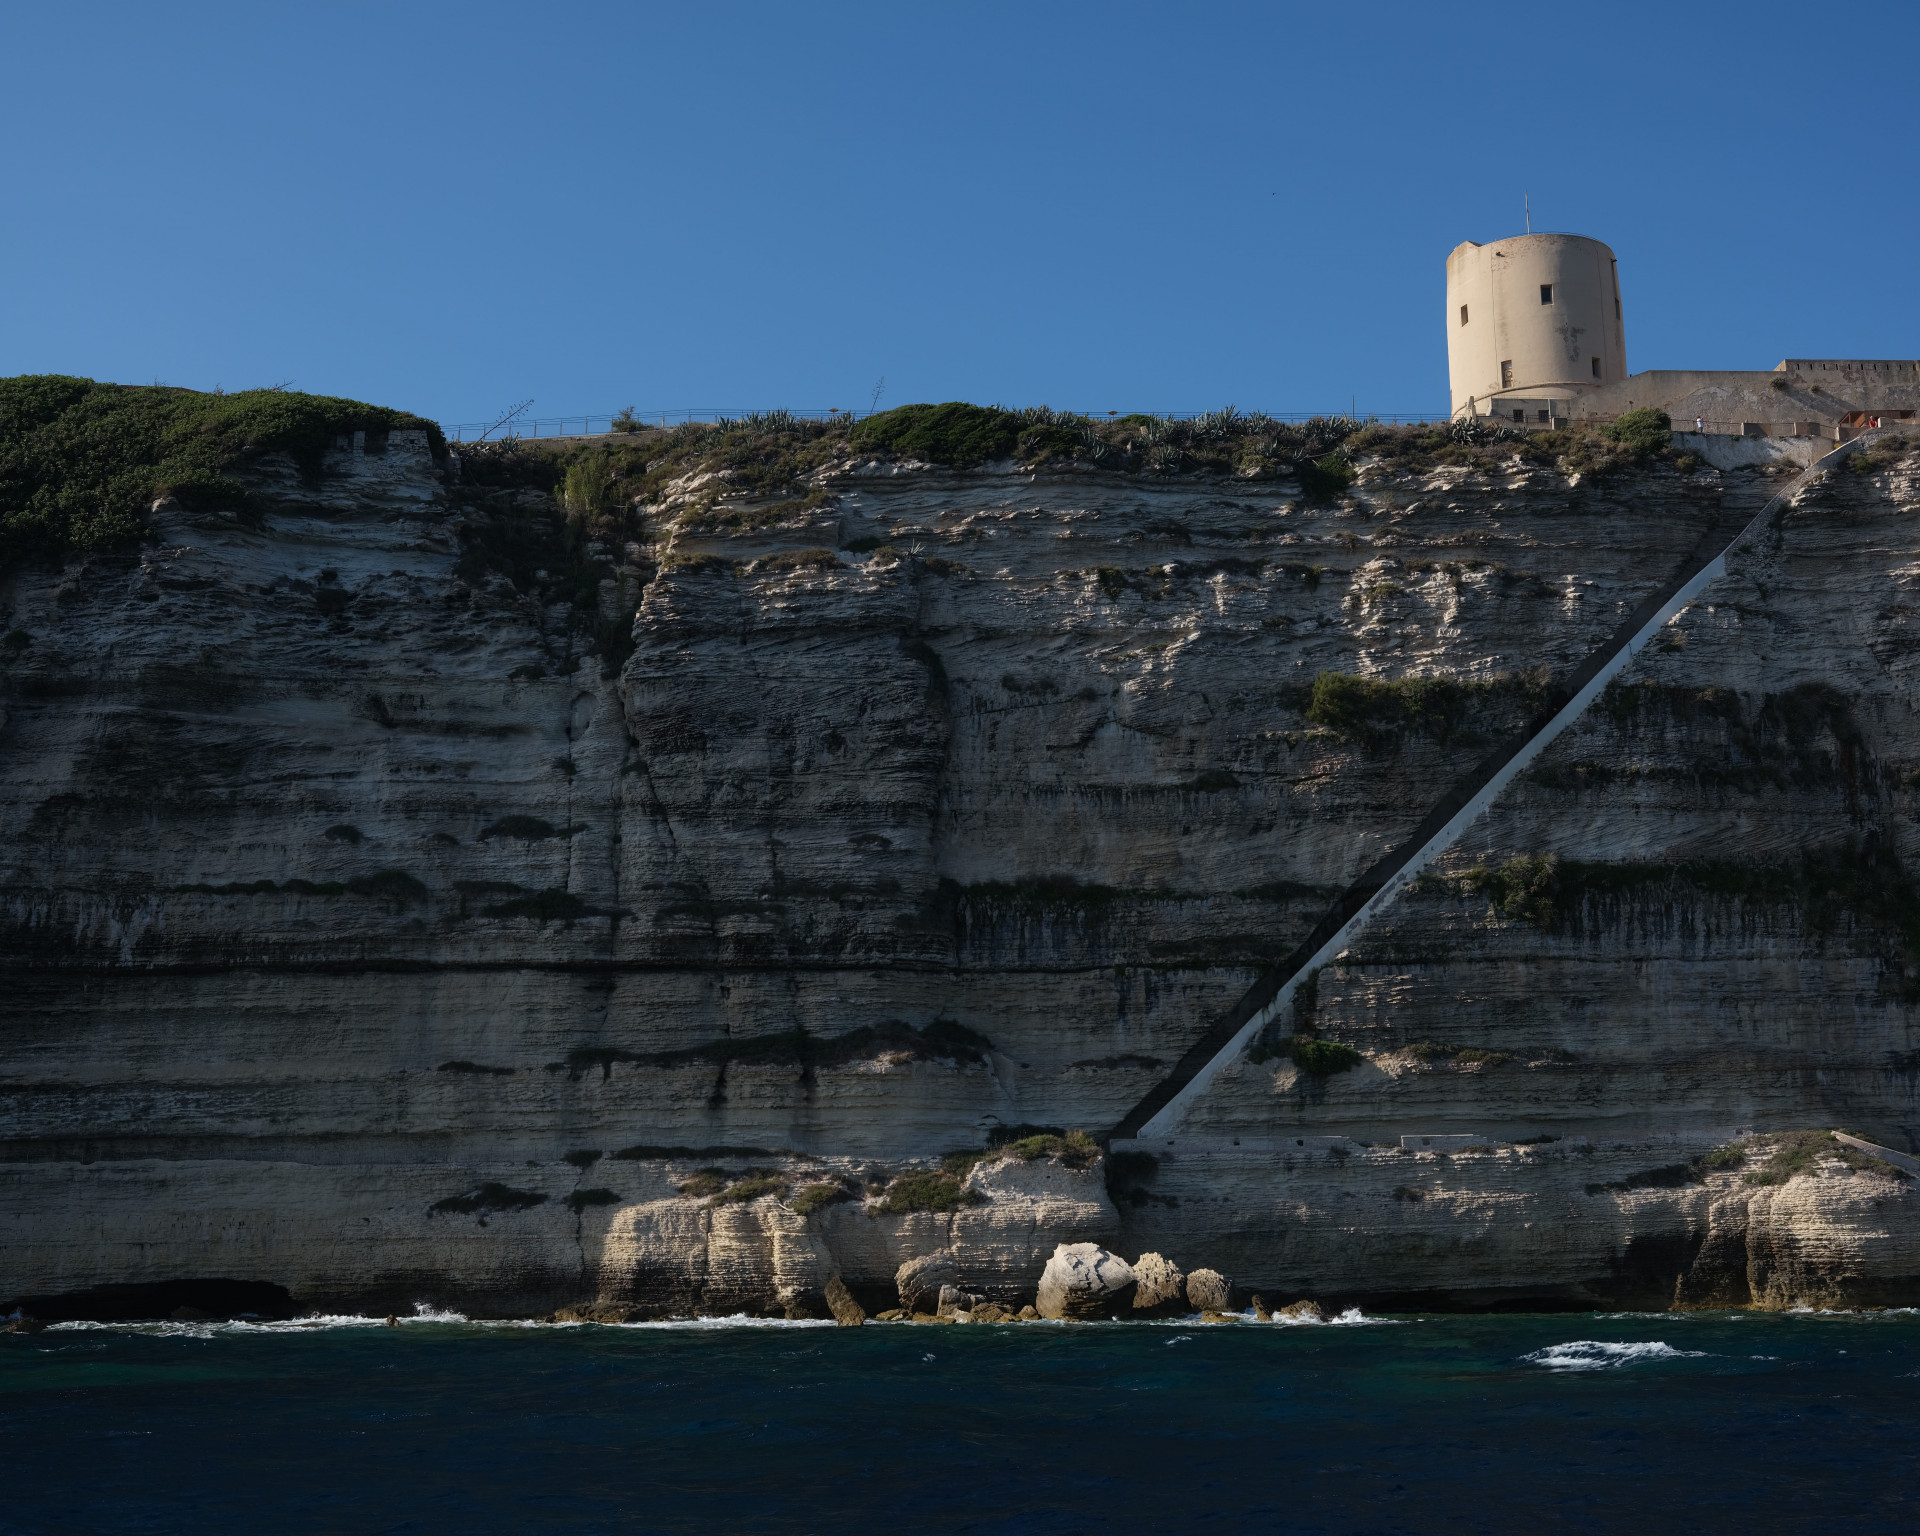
[1500,360,1513,388]
[1591,356,1602,379]
[1459,303,1469,326]
[1540,283,1553,304]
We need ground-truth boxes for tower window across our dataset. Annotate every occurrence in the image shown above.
[1540,284,1553,304]
[1459,304,1469,326]
[1616,297,1621,318]
[1591,356,1601,379]
[1500,360,1513,388]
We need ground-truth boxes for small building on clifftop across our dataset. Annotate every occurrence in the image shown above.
[1447,231,1918,442]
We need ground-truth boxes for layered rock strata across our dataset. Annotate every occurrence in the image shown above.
[4,426,1919,1314]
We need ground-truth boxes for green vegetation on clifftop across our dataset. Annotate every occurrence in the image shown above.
[0,375,442,562]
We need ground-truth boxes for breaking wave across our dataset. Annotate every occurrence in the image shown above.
[45,1305,850,1335]
[1523,1340,1705,1371]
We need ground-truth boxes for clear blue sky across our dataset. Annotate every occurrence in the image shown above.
[4,2,1916,425]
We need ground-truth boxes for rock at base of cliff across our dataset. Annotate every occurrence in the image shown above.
[824,1275,865,1327]
[1036,1243,1136,1320]
[1276,1298,1325,1323]
[896,1249,959,1315]
[1185,1268,1231,1313]
[1130,1252,1186,1315]
[554,1302,653,1324]
[936,1283,986,1318]
[965,1302,1016,1322]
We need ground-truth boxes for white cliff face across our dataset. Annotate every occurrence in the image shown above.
[4,426,1919,1314]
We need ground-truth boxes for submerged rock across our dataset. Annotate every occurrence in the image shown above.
[553,1301,650,1324]
[1036,1243,1136,1319]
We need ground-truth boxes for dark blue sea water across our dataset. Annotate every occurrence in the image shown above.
[4,1307,1916,1535]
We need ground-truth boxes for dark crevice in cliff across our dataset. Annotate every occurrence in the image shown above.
[4,1278,296,1323]
[1430,835,1920,995]
[562,1018,992,1083]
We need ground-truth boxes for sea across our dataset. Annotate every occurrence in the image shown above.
[4,1307,1916,1535]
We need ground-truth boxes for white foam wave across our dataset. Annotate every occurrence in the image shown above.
[46,1302,471,1337]
[597,1314,838,1330]
[41,1302,1418,1337]
[46,1308,849,1335]
[1265,1306,1393,1327]
[1787,1305,1920,1318]
[1523,1340,1705,1371]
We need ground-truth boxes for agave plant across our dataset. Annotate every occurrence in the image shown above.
[1194,406,1243,441]
[1145,442,1184,474]
[1237,439,1279,475]
[1300,416,1362,457]
[1075,424,1117,466]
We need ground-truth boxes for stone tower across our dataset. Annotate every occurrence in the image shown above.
[1446,233,1627,423]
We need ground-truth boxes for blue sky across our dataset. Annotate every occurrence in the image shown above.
[4,2,1916,426]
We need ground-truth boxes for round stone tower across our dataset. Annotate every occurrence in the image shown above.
[1446,233,1626,422]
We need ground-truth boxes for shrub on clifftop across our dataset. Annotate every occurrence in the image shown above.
[850,402,1025,466]
[876,1170,984,1213]
[1600,407,1672,456]
[0,375,441,562]
[999,1129,1101,1168]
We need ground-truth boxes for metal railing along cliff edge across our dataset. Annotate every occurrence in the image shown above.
[438,409,1447,442]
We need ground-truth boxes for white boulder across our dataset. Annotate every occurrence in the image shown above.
[1035,1243,1136,1319]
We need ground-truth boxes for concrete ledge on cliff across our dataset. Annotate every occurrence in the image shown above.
[1833,1133,1920,1179]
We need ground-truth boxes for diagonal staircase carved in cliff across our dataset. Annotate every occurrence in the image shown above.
[1111,432,1887,1143]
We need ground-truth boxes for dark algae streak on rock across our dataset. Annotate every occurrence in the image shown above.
[5,382,1920,1320]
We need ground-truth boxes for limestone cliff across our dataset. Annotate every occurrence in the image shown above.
[4,411,1917,1316]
